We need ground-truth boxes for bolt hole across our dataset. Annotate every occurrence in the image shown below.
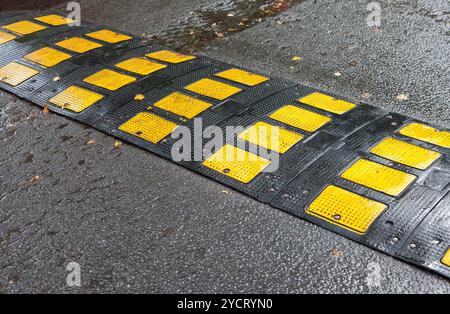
[333,214,341,220]
[135,131,143,136]
[392,237,399,242]
[223,168,230,174]
[268,187,276,192]
[385,220,394,227]
[409,243,416,249]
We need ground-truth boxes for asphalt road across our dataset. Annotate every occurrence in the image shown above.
[0,0,449,293]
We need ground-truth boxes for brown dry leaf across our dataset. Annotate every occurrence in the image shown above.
[215,32,225,38]
[396,93,409,102]
[53,76,60,82]
[331,248,344,257]
[86,139,96,145]
[29,175,41,183]
[42,104,50,113]
[114,140,123,149]
[221,190,230,194]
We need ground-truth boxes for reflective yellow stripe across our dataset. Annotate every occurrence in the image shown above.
[24,47,72,67]
[307,185,387,235]
[119,112,179,144]
[399,123,450,149]
[341,159,417,197]
[83,69,136,91]
[0,62,39,86]
[370,137,441,170]
[269,105,331,132]
[203,144,271,184]
[115,58,167,75]
[153,92,212,119]
[215,68,269,86]
[55,37,103,53]
[238,121,304,154]
[0,30,16,45]
[146,50,195,64]
[185,78,242,100]
[34,14,74,26]
[85,29,132,43]
[299,92,356,115]
[442,248,450,267]
[49,86,104,112]
[2,20,47,35]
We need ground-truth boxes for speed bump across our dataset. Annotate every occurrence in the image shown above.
[306,185,387,235]
[0,62,39,86]
[0,13,449,279]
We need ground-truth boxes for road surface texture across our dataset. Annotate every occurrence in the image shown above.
[0,0,449,293]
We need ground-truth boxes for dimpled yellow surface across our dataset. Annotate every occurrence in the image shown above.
[153,92,212,119]
[119,112,179,143]
[299,92,356,115]
[49,86,104,112]
[269,105,331,132]
[215,68,269,86]
[399,123,450,149]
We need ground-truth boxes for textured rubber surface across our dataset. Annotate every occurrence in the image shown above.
[0,13,449,279]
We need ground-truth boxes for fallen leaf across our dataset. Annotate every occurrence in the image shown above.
[396,93,409,102]
[292,56,302,61]
[334,71,342,77]
[42,104,50,113]
[134,94,145,101]
[86,139,96,145]
[53,76,60,82]
[221,190,229,194]
[29,175,41,182]
[114,140,122,149]
[331,248,344,257]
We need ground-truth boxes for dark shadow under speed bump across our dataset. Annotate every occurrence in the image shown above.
[83,69,136,91]
[269,105,331,133]
[146,50,195,64]
[238,121,304,154]
[119,112,179,144]
[306,185,387,235]
[55,37,103,54]
[85,29,132,44]
[203,144,271,184]
[2,20,47,35]
[442,248,450,267]
[34,14,75,26]
[0,62,39,87]
[0,31,16,45]
[399,123,450,149]
[215,68,269,86]
[185,78,242,101]
[153,92,212,119]
[370,137,442,170]
[49,86,104,113]
[299,92,356,115]
[24,47,72,68]
[115,58,167,76]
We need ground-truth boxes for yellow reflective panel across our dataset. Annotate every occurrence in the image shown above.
[0,62,39,86]
[2,21,47,35]
[34,14,74,26]
[24,47,72,67]
[119,112,178,144]
[185,78,242,100]
[399,123,450,149]
[307,185,387,235]
[115,58,166,75]
[299,92,357,115]
[0,31,16,45]
[203,144,271,184]
[55,37,103,53]
[370,137,441,170]
[49,86,104,113]
[146,50,195,64]
[341,159,417,197]
[153,92,212,119]
[83,69,136,91]
[85,29,132,43]
[442,248,450,267]
[215,68,269,86]
[238,121,304,154]
[269,105,331,132]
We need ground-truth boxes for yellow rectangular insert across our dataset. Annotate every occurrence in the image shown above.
[34,14,74,26]
[83,69,136,91]
[442,248,450,267]
[203,144,271,184]
[119,112,178,144]
[370,137,441,170]
[146,50,195,64]
[49,86,104,113]
[56,37,103,53]
[153,92,212,119]
[215,68,269,86]
[238,121,304,154]
[0,31,16,45]
[269,105,331,132]
[307,185,387,235]
[24,47,72,67]
[341,159,417,197]
[185,78,242,100]
[85,29,132,43]
[115,58,167,75]
[0,62,39,86]
[399,123,450,149]
[3,21,47,35]
[299,92,357,115]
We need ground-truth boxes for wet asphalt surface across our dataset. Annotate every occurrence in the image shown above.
[0,0,449,293]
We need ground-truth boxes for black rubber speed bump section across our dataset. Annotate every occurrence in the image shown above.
[1,12,450,279]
